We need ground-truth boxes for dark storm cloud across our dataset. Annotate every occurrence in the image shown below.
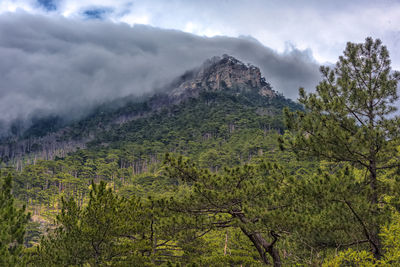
[0,13,320,135]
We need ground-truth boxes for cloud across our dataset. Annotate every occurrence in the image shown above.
[0,13,321,136]
[1,1,400,69]
[37,0,58,11]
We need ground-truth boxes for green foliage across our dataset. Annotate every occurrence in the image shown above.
[282,37,400,169]
[34,181,150,266]
[87,90,292,149]
[8,88,292,218]
[23,116,64,138]
[0,171,30,266]
[281,37,400,259]
[192,229,263,266]
[323,211,400,266]
[276,164,376,264]
[164,153,292,266]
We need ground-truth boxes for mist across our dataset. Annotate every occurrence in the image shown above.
[0,12,321,136]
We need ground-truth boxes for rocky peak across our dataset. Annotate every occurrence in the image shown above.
[169,54,276,99]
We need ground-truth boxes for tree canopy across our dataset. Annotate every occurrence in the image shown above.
[0,172,30,266]
[281,37,400,259]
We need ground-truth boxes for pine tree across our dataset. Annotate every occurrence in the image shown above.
[323,210,400,266]
[281,37,400,259]
[35,181,151,265]
[163,153,291,266]
[0,172,30,266]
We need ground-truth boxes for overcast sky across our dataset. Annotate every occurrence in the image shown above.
[2,0,399,68]
[0,0,399,135]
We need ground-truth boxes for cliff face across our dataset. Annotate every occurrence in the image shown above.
[169,55,276,99]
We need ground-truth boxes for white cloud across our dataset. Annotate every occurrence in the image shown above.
[184,22,222,37]
[119,13,150,26]
[0,0,37,13]
[1,0,400,69]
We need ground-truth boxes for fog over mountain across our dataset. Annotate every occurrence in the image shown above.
[0,12,321,136]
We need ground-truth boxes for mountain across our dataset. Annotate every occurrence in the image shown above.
[1,54,302,261]
[4,38,399,267]
[0,55,298,167]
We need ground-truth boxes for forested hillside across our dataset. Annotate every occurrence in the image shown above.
[1,38,400,266]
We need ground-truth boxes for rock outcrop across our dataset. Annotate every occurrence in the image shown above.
[169,54,276,99]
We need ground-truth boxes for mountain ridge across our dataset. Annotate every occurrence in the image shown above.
[0,55,294,164]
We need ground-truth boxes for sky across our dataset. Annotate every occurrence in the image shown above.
[0,0,399,135]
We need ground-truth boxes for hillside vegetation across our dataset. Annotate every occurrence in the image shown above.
[1,38,400,266]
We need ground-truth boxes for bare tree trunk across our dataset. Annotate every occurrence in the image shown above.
[369,160,381,259]
[236,213,281,266]
[239,227,281,266]
[224,231,228,256]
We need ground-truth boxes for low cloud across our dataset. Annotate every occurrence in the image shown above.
[0,13,321,136]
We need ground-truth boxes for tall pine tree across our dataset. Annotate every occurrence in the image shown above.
[0,172,30,266]
[281,37,400,259]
